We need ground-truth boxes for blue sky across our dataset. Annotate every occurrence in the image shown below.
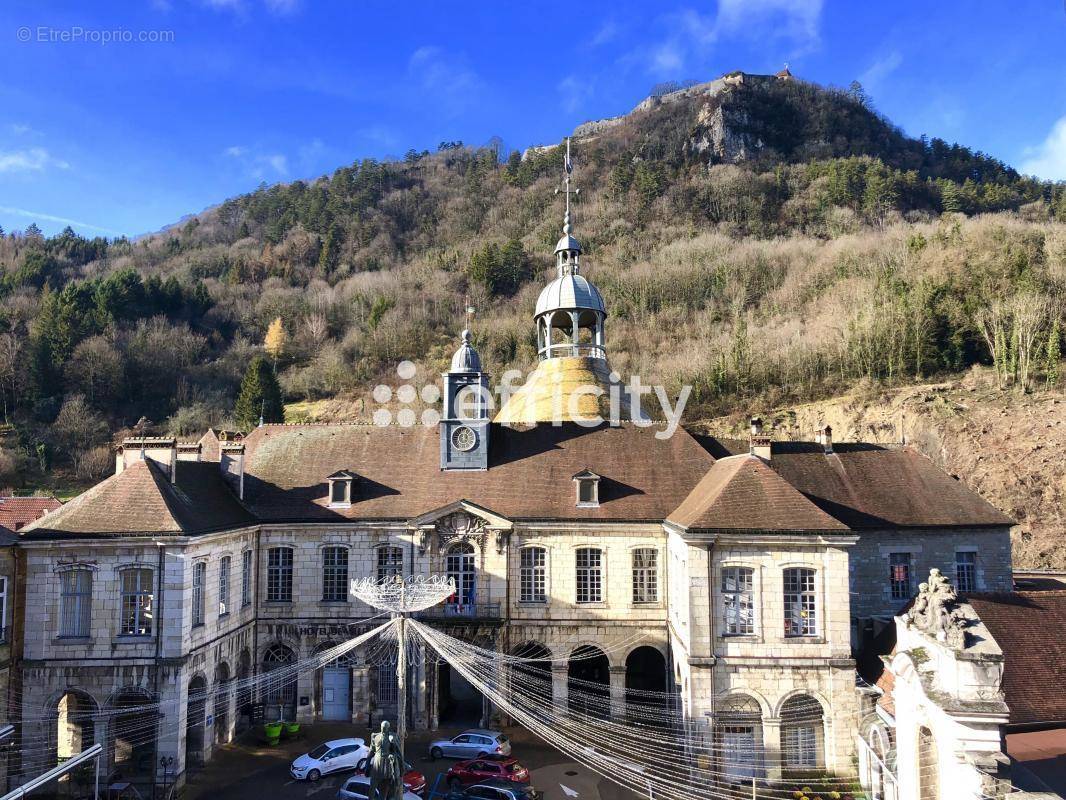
[2,0,1065,238]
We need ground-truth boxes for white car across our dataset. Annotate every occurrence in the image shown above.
[337,774,422,800]
[291,738,368,782]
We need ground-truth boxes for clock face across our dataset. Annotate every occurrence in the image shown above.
[451,425,477,452]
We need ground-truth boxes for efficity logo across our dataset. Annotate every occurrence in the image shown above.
[371,361,691,440]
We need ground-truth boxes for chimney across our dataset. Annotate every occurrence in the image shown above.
[220,442,245,499]
[177,442,202,462]
[815,425,834,455]
[119,437,177,481]
[749,416,772,461]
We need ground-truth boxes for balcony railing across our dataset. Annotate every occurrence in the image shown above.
[417,602,501,620]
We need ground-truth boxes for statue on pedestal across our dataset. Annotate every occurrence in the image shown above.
[367,720,405,800]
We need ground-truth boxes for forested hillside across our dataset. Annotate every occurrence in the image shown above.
[1,73,1065,494]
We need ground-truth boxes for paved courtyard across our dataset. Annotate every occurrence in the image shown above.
[184,723,642,800]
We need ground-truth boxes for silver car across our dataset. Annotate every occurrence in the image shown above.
[337,774,422,800]
[429,729,511,760]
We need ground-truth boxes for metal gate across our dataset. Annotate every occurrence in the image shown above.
[322,668,350,721]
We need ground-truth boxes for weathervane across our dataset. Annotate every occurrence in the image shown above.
[555,137,579,234]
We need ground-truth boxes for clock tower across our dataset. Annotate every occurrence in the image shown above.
[440,329,490,471]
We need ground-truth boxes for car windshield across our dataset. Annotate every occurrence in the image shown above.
[342,783,369,799]
[308,744,330,759]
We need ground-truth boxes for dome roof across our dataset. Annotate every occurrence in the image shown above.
[555,233,581,254]
[449,330,482,372]
[535,273,606,317]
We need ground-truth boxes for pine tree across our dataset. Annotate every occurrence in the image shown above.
[1047,318,1061,389]
[263,317,287,370]
[234,355,284,430]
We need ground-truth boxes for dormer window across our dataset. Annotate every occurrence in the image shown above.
[326,470,356,508]
[572,469,600,508]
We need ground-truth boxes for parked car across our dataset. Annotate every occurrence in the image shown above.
[356,756,427,796]
[428,729,511,760]
[338,774,423,800]
[445,778,542,800]
[446,756,530,788]
[290,738,368,782]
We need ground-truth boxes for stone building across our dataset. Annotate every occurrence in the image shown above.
[9,159,1016,795]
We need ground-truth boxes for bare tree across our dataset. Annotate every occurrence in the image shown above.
[1010,291,1051,392]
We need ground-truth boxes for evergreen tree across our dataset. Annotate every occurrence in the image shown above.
[318,224,342,274]
[234,355,284,429]
[1047,318,1061,389]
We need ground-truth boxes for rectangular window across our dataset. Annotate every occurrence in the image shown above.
[783,726,819,769]
[322,546,349,602]
[0,576,7,643]
[722,567,755,635]
[956,551,976,593]
[267,547,293,602]
[120,568,153,636]
[376,546,404,581]
[377,663,398,705]
[889,553,912,599]
[632,548,658,604]
[219,556,231,616]
[192,561,206,626]
[783,568,817,637]
[520,547,547,603]
[60,569,92,638]
[241,550,252,608]
[576,547,603,604]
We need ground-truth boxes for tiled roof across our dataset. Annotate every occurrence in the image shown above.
[702,438,1013,528]
[967,591,1066,726]
[0,496,61,534]
[20,460,253,540]
[667,455,849,532]
[242,422,715,522]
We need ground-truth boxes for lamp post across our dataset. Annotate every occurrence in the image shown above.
[350,575,455,762]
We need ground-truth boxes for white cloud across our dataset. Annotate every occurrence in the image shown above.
[0,147,69,173]
[408,46,482,112]
[8,123,32,135]
[859,50,903,92]
[1020,116,1066,181]
[558,75,595,114]
[201,0,299,15]
[647,1,824,77]
[222,145,288,178]
[591,19,620,47]
[0,205,123,236]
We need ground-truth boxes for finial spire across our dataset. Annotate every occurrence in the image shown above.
[562,137,575,235]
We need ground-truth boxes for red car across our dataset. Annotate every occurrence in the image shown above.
[357,757,427,797]
[446,756,531,789]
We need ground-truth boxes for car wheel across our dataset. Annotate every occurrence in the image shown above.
[431,747,443,760]
[477,751,488,758]
[307,769,321,782]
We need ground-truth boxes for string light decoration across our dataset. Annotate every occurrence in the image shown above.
[349,575,457,613]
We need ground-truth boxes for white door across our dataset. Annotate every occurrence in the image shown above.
[322,668,350,721]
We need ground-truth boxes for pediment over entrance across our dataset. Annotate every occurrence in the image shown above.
[409,500,513,555]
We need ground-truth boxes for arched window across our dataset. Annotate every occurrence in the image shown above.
[781,694,824,770]
[445,542,476,613]
[520,547,547,603]
[262,644,297,720]
[59,569,92,638]
[119,567,154,636]
[267,547,293,602]
[322,546,349,602]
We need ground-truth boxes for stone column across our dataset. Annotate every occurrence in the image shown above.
[352,666,370,726]
[551,664,568,709]
[762,717,783,781]
[608,666,627,722]
[413,657,429,730]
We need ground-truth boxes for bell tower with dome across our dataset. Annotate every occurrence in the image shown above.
[496,139,636,425]
[440,329,490,470]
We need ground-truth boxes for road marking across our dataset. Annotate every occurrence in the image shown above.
[560,784,580,797]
